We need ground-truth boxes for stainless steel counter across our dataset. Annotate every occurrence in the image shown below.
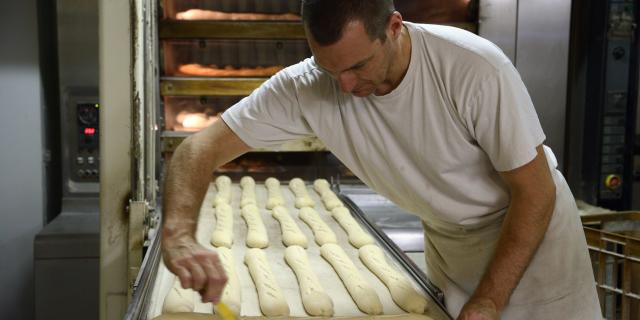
[339,184,425,252]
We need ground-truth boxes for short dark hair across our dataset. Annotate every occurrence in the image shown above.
[301,0,395,46]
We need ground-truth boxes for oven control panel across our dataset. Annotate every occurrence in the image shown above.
[72,102,100,180]
[598,0,637,205]
[61,87,100,193]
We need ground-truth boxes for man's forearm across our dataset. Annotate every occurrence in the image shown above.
[162,136,216,242]
[471,188,556,311]
[161,121,251,244]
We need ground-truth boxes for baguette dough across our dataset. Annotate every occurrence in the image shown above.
[322,192,344,211]
[241,204,269,248]
[299,207,337,245]
[244,248,290,317]
[320,243,383,315]
[216,247,242,315]
[265,177,285,209]
[271,206,308,248]
[289,178,316,208]
[284,245,334,316]
[162,277,195,313]
[214,175,232,207]
[331,207,375,248]
[313,179,331,194]
[211,203,233,248]
[154,313,435,320]
[240,176,257,208]
[313,179,344,210]
[359,245,428,314]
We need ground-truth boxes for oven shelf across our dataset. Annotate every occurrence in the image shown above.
[159,21,476,40]
[159,21,306,40]
[160,77,266,96]
[161,131,327,152]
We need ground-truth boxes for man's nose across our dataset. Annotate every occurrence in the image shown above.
[338,71,357,93]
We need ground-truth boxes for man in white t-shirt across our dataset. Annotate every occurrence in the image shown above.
[161,1,601,319]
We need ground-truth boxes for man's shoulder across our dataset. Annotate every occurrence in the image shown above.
[407,22,510,72]
[279,57,327,83]
[269,57,335,100]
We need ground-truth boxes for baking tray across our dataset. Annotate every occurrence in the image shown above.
[125,179,451,319]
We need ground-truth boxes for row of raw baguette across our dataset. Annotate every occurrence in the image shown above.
[162,177,428,317]
[211,177,374,249]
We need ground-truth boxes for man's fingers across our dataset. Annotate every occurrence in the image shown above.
[174,265,192,289]
[195,252,228,303]
[163,242,229,303]
[184,258,207,291]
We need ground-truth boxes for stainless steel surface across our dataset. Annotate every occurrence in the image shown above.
[479,0,572,169]
[339,184,425,252]
[515,0,572,170]
[99,0,133,318]
[478,0,518,62]
[130,181,449,319]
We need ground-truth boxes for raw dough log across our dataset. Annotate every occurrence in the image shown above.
[240,176,257,208]
[265,177,285,209]
[216,247,242,315]
[320,243,383,315]
[271,206,308,248]
[211,203,233,248]
[313,178,331,194]
[322,192,344,211]
[359,245,428,314]
[244,248,290,317]
[213,175,232,207]
[289,178,316,208]
[162,277,195,313]
[154,313,435,320]
[284,245,334,316]
[299,207,337,245]
[241,204,269,248]
[313,179,344,210]
[175,9,301,21]
[331,207,375,248]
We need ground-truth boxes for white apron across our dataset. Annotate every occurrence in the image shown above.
[422,147,602,319]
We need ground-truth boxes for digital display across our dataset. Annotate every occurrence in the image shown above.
[84,127,96,135]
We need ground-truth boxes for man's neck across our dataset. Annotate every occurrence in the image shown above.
[376,25,412,95]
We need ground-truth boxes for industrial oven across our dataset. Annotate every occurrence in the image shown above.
[98,0,572,319]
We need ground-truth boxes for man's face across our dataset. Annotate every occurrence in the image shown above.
[308,20,392,97]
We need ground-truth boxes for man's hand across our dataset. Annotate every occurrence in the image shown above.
[162,235,228,303]
[457,297,499,320]
[161,120,250,303]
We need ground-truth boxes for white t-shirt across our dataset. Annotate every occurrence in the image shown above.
[223,22,546,226]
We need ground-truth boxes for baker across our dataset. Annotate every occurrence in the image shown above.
[161,0,602,319]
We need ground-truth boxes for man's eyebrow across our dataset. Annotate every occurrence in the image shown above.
[315,54,374,75]
[347,54,374,70]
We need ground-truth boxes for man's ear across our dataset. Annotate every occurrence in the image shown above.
[387,11,404,39]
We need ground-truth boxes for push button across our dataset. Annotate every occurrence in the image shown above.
[604,175,622,190]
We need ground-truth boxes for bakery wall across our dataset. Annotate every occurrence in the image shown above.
[0,0,46,319]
